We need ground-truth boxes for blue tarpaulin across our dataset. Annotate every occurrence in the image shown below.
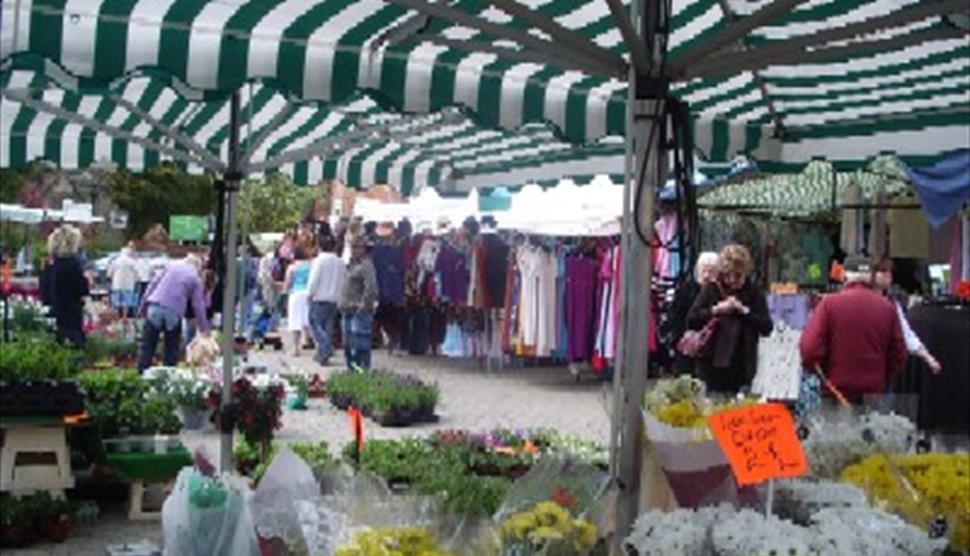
[903,150,970,228]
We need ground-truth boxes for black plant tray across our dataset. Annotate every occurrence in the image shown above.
[0,380,85,416]
[372,405,439,428]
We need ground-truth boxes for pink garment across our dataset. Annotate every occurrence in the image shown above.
[654,214,678,279]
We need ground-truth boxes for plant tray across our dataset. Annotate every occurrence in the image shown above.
[0,380,84,416]
[372,405,439,428]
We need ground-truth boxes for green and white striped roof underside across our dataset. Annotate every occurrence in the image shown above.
[1,0,968,193]
[698,156,914,217]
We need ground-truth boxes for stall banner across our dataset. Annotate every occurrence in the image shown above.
[707,403,808,486]
[169,216,209,242]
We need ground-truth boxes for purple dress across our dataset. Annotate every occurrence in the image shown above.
[566,256,597,362]
[435,243,470,305]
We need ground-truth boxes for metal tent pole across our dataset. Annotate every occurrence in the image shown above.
[220,91,243,473]
[612,0,668,547]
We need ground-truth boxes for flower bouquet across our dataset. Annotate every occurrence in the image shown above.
[800,409,915,479]
[840,452,970,552]
[641,375,754,507]
[498,501,597,556]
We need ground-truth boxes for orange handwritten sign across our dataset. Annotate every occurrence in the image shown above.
[707,403,807,486]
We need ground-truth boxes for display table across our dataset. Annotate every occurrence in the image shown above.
[893,303,970,435]
[0,414,81,497]
[106,448,193,520]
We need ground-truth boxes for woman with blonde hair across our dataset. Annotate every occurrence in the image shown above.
[687,244,772,393]
[43,224,89,347]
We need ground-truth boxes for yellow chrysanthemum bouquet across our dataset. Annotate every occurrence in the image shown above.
[334,527,455,556]
[841,453,970,551]
[644,375,755,440]
[499,500,598,555]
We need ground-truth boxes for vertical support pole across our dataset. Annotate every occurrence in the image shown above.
[612,0,668,549]
[220,91,242,473]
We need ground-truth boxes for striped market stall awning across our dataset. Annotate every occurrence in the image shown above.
[1,0,968,193]
[698,155,915,216]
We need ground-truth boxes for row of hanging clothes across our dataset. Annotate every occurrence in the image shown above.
[500,235,621,372]
[369,225,509,358]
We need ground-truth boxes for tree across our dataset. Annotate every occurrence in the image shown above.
[109,163,217,239]
[238,173,328,233]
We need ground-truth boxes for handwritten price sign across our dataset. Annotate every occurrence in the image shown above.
[707,403,808,486]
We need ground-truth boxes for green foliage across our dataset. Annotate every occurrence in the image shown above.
[108,163,217,239]
[281,373,310,398]
[82,335,139,368]
[238,173,328,233]
[0,167,26,204]
[327,370,439,418]
[234,438,333,484]
[84,369,181,436]
[167,375,210,411]
[10,302,50,336]
[0,335,81,381]
[417,473,510,518]
[0,492,70,529]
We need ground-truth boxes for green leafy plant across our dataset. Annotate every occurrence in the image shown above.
[168,376,210,412]
[0,335,80,381]
[79,369,147,438]
[282,374,310,399]
[234,438,334,484]
[10,301,49,336]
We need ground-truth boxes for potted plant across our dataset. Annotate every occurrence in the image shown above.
[116,398,143,452]
[282,374,310,411]
[30,493,71,543]
[170,376,211,430]
[209,377,285,462]
[0,497,34,548]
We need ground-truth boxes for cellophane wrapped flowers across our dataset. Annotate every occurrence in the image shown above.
[498,501,597,555]
[801,410,915,478]
[840,453,970,551]
[334,527,454,556]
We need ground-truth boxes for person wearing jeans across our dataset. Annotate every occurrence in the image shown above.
[339,238,378,371]
[307,236,346,365]
[138,255,210,371]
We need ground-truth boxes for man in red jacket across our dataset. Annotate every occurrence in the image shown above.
[800,256,907,403]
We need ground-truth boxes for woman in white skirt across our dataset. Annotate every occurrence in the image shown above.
[283,247,314,357]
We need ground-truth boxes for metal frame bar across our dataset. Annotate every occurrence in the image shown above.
[686,27,967,79]
[219,90,242,474]
[382,0,623,77]
[373,13,431,46]
[603,0,650,76]
[712,0,785,136]
[671,0,803,70]
[429,37,614,77]
[690,0,969,79]
[110,94,226,172]
[2,89,213,170]
[482,0,626,75]
[239,102,298,166]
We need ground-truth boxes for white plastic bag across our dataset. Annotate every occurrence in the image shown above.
[162,468,259,556]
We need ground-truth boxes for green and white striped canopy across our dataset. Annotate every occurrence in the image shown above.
[698,155,914,216]
[1,0,968,192]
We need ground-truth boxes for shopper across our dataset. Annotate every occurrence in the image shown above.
[340,237,378,371]
[44,225,89,348]
[687,244,772,393]
[663,251,720,375]
[800,256,907,402]
[138,254,209,371]
[283,247,313,357]
[307,235,346,365]
[108,245,140,319]
[873,259,942,373]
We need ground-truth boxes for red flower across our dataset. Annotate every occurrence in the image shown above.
[956,280,970,301]
[552,487,577,511]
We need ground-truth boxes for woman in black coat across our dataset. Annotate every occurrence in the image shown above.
[663,251,721,375]
[687,244,772,394]
[45,225,89,348]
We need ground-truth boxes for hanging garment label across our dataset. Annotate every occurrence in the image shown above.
[707,403,808,486]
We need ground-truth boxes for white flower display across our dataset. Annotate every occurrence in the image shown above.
[773,479,869,524]
[802,411,915,478]
[711,509,818,556]
[810,507,948,556]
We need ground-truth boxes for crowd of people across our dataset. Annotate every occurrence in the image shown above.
[665,244,942,403]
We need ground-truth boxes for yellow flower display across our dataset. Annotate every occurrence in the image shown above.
[499,500,598,555]
[840,453,970,551]
[334,527,456,556]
